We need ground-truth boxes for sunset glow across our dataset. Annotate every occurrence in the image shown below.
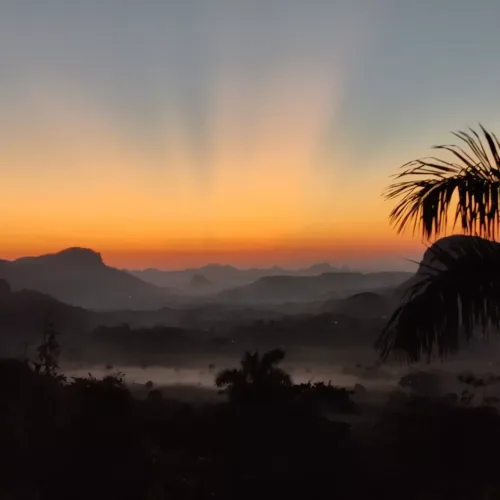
[2,1,500,269]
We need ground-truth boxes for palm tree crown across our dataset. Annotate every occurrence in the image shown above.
[215,348,292,403]
[386,125,500,241]
[378,126,500,362]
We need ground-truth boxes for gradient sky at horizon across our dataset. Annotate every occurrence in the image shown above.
[2,0,500,269]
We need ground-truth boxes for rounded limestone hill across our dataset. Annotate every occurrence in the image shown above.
[12,247,104,269]
[394,235,493,299]
[0,247,176,310]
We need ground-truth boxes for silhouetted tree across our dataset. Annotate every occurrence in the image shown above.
[378,126,500,361]
[32,320,65,381]
[215,348,292,403]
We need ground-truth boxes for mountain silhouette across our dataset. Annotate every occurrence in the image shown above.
[12,247,105,269]
[129,262,342,292]
[0,284,89,356]
[306,263,338,274]
[216,272,412,304]
[189,273,213,288]
[419,235,487,271]
[0,247,177,310]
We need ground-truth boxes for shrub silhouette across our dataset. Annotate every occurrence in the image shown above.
[215,348,292,403]
[3,340,500,499]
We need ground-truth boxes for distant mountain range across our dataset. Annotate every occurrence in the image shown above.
[0,247,177,310]
[129,262,350,292]
[0,277,398,361]
[215,271,413,304]
[0,282,299,356]
[0,249,419,362]
[0,246,414,311]
[0,236,488,364]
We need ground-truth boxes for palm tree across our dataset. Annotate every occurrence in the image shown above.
[377,125,500,362]
[215,348,292,403]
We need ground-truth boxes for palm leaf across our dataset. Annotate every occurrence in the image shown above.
[376,236,500,362]
[241,351,260,381]
[215,368,244,388]
[261,348,286,370]
[385,125,500,240]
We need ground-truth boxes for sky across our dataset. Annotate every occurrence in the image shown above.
[1,0,500,269]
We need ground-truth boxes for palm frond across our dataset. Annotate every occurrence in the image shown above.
[261,348,286,370]
[215,368,244,388]
[376,236,500,363]
[385,125,500,240]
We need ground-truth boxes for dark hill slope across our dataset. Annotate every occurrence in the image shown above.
[0,247,176,310]
[217,272,412,304]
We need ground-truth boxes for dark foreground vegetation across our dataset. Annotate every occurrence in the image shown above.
[2,328,500,500]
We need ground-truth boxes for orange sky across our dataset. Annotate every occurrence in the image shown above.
[0,82,430,269]
[4,1,497,270]
[0,88,434,270]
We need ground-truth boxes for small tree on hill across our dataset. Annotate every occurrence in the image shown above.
[32,320,64,381]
